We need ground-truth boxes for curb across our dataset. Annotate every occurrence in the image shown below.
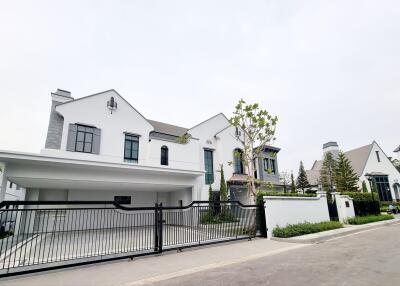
[270,218,400,244]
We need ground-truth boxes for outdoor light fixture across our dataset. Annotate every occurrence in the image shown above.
[107,96,118,114]
[365,173,375,202]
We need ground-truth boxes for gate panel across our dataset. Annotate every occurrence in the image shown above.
[0,200,260,277]
[162,201,258,249]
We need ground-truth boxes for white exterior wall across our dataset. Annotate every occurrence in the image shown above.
[263,193,330,237]
[55,90,154,166]
[4,181,26,201]
[189,114,244,200]
[358,142,400,200]
[333,193,355,222]
[147,138,200,170]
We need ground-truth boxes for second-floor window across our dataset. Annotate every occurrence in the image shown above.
[234,149,244,174]
[263,158,276,175]
[204,149,214,184]
[124,134,139,163]
[161,146,169,165]
[269,159,276,174]
[75,125,94,153]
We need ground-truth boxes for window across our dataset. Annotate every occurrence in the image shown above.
[376,151,381,162]
[269,159,276,174]
[234,149,244,174]
[373,176,392,201]
[124,134,139,163]
[161,146,169,166]
[263,158,269,171]
[204,149,214,184]
[75,125,94,153]
[114,196,131,205]
[9,182,13,188]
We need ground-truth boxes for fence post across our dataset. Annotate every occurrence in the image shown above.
[158,203,163,253]
[256,199,268,238]
[154,203,159,252]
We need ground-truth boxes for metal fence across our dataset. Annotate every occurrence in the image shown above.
[0,200,263,277]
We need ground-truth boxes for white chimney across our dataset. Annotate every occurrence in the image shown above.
[323,141,339,160]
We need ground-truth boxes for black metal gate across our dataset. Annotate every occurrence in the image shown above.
[327,201,339,221]
[0,200,263,277]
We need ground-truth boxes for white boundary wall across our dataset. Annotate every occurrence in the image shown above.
[333,193,355,222]
[263,192,330,237]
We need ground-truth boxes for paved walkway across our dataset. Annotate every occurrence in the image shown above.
[0,238,306,286]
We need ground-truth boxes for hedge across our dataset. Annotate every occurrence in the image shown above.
[272,221,343,238]
[347,214,394,225]
[342,192,379,202]
[342,192,380,216]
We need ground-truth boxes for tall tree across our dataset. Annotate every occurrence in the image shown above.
[229,99,278,200]
[362,180,368,193]
[279,171,290,193]
[290,172,296,193]
[320,152,337,194]
[219,164,228,201]
[335,151,359,192]
[296,161,310,193]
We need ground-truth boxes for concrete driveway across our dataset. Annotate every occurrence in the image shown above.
[152,221,400,286]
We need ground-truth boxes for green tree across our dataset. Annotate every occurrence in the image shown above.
[229,99,278,200]
[290,172,296,193]
[335,151,359,193]
[362,180,368,193]
[219,164,228,201]
[279,171,290,193]
[296,161,310,193]
[320,152,337,194]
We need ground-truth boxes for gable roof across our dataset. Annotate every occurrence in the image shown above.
[188,113,229,131]
[147,120,188,137]
[308,143,374,185]
[56,89,151,125]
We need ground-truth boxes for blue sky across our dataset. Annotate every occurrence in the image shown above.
[0,0,399,174]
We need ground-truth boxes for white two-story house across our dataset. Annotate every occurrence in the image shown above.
[0,89,281,206]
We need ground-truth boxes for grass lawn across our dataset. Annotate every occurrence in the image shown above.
[347,214,394,225]
[272,221,343,238]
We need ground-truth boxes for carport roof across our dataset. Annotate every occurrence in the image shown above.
[0,150,203,191]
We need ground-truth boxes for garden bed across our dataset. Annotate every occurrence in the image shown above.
[347,214,394,225]
[272,221,343,238]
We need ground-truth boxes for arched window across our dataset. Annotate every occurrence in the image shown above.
[161,146,169,165]
[234,149,244,174]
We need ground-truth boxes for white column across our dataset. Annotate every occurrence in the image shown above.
[0,163,8,202]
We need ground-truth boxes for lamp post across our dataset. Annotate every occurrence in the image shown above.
[365,174,375,202]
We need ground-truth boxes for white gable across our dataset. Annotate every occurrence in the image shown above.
[56,90,154,162]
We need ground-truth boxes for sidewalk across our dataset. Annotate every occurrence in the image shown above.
[0,239,307,286]
[272,217,400,244]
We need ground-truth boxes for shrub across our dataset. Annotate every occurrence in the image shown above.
[342,192,380,216]
[347,214,394,225]
[342,192,379,202]
[272,221,343,238]
[200,211,238,224]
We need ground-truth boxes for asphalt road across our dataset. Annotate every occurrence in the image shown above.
[151,222,400,286]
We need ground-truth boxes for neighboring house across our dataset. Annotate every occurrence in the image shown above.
[394,145,400,159]
[306,141,400,201]
[0,89,281,206]
[3,180,25,201]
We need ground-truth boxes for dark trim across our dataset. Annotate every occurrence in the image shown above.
[124,132,142,137]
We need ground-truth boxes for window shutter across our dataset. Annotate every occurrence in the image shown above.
[92,128,101,154]
[66,124,77,151]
